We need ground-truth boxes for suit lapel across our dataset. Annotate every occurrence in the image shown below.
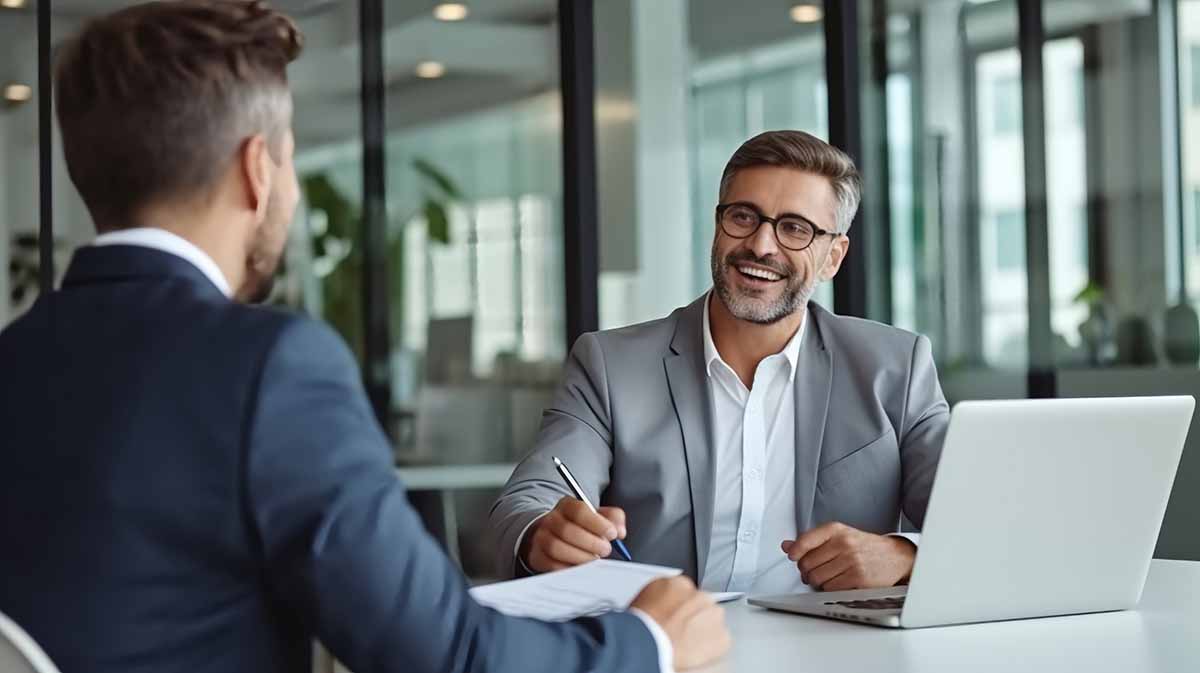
[663,296,716,580]
[794,304,833,532]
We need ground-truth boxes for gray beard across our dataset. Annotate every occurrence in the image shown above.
[710,248,820,325]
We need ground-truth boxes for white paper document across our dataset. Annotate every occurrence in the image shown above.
[470,560,682,621]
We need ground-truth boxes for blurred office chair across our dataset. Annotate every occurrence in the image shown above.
[0,611,61,673]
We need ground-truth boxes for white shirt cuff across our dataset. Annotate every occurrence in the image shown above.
[887,532,921,547]
[513,511,551,575]
[629,608,675,673]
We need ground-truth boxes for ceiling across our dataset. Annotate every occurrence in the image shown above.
[0,0,559,146]
[1,0,1158,149]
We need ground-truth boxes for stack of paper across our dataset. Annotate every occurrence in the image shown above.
[470,560,682,621]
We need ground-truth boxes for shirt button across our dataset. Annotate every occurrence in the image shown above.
[748,468,763,480]
[740,530,756,542]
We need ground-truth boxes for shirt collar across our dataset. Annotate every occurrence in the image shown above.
[702,291,806,384]
[92,228,233,298]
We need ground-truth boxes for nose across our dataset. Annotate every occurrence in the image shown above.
[745,219,782,259]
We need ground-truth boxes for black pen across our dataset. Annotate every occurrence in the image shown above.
[553,456,634,562]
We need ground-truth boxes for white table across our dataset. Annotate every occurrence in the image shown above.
[394,463,517,563]
[395,463,518,491]
[702,559,1200,673]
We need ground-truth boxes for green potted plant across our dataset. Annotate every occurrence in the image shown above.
[1074,281,1116,367]
[301,157,464,365]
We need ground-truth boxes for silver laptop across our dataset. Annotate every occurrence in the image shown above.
[748,396,1194,628]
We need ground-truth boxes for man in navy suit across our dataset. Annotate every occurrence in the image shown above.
[0,2,729,672]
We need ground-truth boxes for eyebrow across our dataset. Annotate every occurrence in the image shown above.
[728,200,821,230]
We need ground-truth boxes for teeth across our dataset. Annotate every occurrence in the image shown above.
[737,265,782,281]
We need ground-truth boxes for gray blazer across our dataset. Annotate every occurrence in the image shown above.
[489,295,950,581]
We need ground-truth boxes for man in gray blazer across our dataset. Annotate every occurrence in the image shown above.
[490,130,950,596]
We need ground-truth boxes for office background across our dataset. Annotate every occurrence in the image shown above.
[2,0,1198,578]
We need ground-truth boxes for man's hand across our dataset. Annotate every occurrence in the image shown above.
[521,496,627,573]
[781,522,916,591]
[631,576,731,670]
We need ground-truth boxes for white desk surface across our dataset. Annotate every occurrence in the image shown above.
[702,559,1200,673]
[394,463,516,491]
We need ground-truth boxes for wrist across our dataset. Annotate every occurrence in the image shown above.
[886,535,917,584]
[513,511,551,575]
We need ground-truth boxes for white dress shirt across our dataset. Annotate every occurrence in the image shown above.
[699,294,919,594]
[700,293,810,595]
[92,227,233,298]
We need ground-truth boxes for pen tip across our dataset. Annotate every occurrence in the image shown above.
[552,456,562,466]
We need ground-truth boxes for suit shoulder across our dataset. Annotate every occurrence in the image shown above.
[580,303,696,353]
[230,306,352,359]
[215,303,323,337]
[201,305,355,376]
[813,305,923,356]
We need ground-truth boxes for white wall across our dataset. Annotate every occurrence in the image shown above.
[597,0,697,330]
[920,0,973,362]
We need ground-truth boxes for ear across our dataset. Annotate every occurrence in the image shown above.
[239,134,274,222]
[818,235,850,282]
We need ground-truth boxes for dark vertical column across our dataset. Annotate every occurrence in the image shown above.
[38,0,53,291]
[360,0,392,425]
[558,0,600,346]
[961,38,986,364]
[1081,27,1108,289]
[868,0,893,324]
[824,0,869,318]
[1016,0,1056,398]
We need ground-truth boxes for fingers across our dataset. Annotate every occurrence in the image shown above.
[787,521,844,562]
[806,555,852,589]
[675,585,718,623]
[557,497,619,540]
[674,592,730,670]
[631,575,696,616]
[795,539,842,578]
[681,603,730,670]
[820,566,861,592]
[597,506,627,538]
[541,532,602,565]
[527,550,573,573]
[543,515,613,556]
[631,575,730,672]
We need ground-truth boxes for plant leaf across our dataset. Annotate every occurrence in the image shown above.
[1074,281,1105,304]
[424,198,451,244]
[413,157,463,200]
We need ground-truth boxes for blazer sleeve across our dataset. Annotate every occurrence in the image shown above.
[243,318,659,673]
[898,334,951,529]
[488,332,616,579]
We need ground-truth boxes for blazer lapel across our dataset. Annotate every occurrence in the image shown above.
[663,296,716,580]
[794,304,833,532]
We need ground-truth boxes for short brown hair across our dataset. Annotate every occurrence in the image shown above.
[55,0,304,231]
[719,130,862,233]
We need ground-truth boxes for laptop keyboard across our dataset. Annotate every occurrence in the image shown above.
[825,596,906,610]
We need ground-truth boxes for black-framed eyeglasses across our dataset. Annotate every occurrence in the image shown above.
[715,202,840,252]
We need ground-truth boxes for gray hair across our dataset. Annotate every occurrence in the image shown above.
[718,130,862,233]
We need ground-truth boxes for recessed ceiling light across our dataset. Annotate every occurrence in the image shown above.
[1,0,27,8]
[433,3,469,21]
[789,4,823,23]
[415,61,446,79]
[4,84,32,103]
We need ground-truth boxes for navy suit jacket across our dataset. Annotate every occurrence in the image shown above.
[0,244,658,673]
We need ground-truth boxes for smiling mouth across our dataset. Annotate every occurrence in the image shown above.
[735,264,785,283]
